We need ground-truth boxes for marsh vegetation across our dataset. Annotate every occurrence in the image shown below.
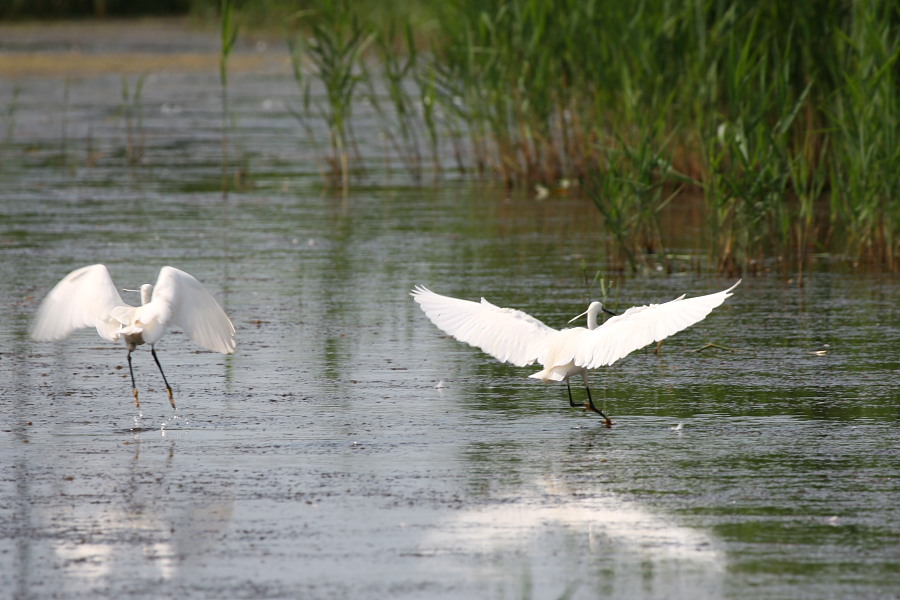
[4,0,899,274]
[282,0,900,274]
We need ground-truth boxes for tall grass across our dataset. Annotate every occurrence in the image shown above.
[120,75,146,165]
[220,0,238,197]
[3,85,21,143]
[364,23,423,181]
[826,0,900,270]
[280,0,898,272]
[288,0,373,195]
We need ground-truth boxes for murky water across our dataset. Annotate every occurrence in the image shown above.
[2,19,899,600]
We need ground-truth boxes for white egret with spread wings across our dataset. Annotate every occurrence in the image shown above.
[32,264,235,409]
[412,281,740,426]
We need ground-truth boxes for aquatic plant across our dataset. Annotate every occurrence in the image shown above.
[288,0,374,194]
[825,0,900,270]
[220,0,238,196]
[120,75,146,166]
[365,22,423,181]
[419,0,900,272]
[246,0,899,271]
[3,85,20,143]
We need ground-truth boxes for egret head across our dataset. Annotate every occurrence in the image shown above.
[123,284,154,305]
[569,301,618,330]
[568,301,604,324]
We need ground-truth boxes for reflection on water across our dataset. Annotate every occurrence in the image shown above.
[11,431,236,596]
[423,476,723,599]
[0,19,899,600]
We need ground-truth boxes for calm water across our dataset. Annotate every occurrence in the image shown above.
[1,20,899,600]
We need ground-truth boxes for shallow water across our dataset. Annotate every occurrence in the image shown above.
[1,19,899,600]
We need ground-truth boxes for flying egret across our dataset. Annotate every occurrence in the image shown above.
[32,264,236,409]
[411,281,740,426]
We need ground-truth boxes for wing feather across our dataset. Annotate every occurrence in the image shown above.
[574,280,740,369]
[32,264,128,342]
[151,266,236,353]
[411,286,557,367]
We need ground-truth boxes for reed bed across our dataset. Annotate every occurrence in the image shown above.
[7,0,899,272]
[277,0,899,273]
[220,0,238,196]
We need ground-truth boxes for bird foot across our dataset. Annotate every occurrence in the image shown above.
[133,389,141,409]
[166,388,176,410]
[584,401,613,427]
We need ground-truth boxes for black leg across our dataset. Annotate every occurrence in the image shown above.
[127,350,140,409]
[582,375,613,428]
[566,379,581,407]
[151,347,176,409]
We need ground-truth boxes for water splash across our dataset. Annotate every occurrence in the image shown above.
[130,412,143,433]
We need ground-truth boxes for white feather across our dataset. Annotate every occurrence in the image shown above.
[32,264,234,408]
[412,281,741,397]
[32,264,235,354]
[32,264,126,343]
[575,281,739,370]
[411,285,556,367]
[150,266,236,353]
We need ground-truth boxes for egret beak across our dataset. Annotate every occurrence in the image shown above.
[568,308,589,324]
[568,305,619,324]
[122,288,140,293]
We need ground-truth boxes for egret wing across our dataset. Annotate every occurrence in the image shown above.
[411,286,557,367]
[32,264,127,342]
[574,280,740,368]
[151,266,236,353]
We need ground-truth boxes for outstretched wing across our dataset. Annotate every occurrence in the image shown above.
[32,264,128,342]
[574,280,741,369]
[151,266,236,354]
[411,285,557,367]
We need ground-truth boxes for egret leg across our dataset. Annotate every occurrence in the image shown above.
[582,373,613,428]
[151,347,176,409]
[566,379,581,407]
[127,350,140,409]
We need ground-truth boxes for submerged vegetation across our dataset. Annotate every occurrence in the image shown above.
[3,0,899,274]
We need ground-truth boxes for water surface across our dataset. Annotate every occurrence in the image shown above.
[1,19,899,600]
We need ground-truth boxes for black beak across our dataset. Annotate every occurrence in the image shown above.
[602,307,618,317]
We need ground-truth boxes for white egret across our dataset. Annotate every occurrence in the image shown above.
[32,264,236,409]
[411,281,740,426]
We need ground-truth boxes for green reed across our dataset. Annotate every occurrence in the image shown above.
[365,22,423,181]
[220,0,238,196]
[694,7,804,274]
[288,1,373,194]
[430,0,900,271]
[825,0,900,269]
[3,86,20,144]
[273,0,897,271]
[120,75,146,166]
